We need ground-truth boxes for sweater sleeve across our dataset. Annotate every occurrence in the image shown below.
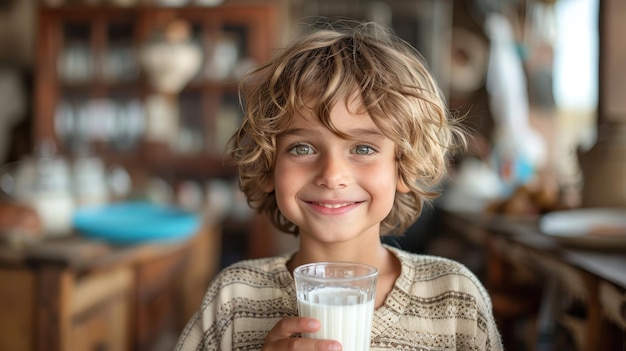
[174,256,297,351]
[174,271,231,351]
[461,263,503,351]
[369,248,504,350]
[478,285,503,351]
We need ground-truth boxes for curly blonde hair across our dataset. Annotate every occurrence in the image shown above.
[227,21,466,235]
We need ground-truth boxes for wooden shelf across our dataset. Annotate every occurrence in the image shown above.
[34,2,282,179]
[0,225,222,351]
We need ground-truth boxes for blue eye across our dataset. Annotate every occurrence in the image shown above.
[353,145,375,155]
[290,144,313,155]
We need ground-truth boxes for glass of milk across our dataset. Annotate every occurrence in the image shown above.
[294,262,378,351]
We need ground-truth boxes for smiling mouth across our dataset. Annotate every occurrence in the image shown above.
[314,202,356,209]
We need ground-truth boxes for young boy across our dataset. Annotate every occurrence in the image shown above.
[176,21,503,351]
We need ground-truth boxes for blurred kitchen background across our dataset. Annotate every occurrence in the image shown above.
[0,0,624,350]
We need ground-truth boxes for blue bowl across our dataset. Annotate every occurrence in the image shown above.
[73,201,201,244]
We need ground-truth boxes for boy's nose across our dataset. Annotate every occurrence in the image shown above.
[315,154,349,189]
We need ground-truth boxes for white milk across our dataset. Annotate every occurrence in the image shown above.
[298,287,375,351]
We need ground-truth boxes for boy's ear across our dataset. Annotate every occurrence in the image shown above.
[396,177,410,193]
[263,176,275,192]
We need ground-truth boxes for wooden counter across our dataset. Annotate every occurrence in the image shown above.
[439,209,625,351]
[0,222,221,351]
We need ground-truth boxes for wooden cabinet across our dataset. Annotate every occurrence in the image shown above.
[0,224,221,351]
[438,210,626,351]
[31,1,284,263]
[33,2,282,179]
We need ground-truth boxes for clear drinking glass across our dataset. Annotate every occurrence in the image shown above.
[294,262,378,351]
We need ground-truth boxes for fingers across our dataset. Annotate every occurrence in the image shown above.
[263,317,342,351]
[273,316,320,336]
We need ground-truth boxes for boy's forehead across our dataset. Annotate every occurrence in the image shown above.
[286,100,380,135]
[297,94,367,117]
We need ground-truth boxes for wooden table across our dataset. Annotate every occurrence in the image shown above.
[439,209,626,351]
[0,222,220,351]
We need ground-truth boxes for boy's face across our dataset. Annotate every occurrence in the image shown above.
[267,97,409,244]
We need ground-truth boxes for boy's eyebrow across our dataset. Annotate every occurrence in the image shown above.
[281,128,319,137]
[281,127,385,138]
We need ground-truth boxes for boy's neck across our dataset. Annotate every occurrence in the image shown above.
[286,236,392,274]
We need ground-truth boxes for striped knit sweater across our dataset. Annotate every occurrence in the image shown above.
[175,245,503,351]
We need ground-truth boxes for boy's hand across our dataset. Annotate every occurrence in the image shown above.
[262,317,342,351]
